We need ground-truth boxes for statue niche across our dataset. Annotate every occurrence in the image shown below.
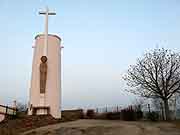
[40,56,48,93]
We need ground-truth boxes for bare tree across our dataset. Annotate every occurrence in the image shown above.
[123,48,180,120]
[132,97,147,111]
[152,98,165,120]
[16,102,27,112]
[176,93,180,110]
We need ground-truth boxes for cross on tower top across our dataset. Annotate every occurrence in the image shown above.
[39,7,56,56]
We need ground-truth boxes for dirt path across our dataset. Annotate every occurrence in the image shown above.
[22,119,180,135]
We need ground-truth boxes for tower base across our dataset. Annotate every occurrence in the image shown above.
[32,106,50,115]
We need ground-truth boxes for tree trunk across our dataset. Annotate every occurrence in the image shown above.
[164,99,170,120]
[160,103,165,120]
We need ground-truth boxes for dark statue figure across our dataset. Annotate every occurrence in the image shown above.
[40,56,48,93]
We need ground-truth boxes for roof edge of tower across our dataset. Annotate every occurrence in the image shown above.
[35,34,61,41]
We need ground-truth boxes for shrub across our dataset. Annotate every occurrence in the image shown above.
[121,106,143,121]
[86,109,95,119]
[106,112,121,120]
[136,110,143,120]
[94,113,107,119]
[121,109,136,121]
[147,111,159,121]
[62,109,84,120]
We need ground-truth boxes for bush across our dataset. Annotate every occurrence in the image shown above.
[136,110,143,120]
[106,112,121,120]
[94,113,107,119]
[62,109,84,120]
[120,106,143,121]
[13,102,28,119]
[121,108,136,121]
[147,111,159,121]
[86,109,95,119]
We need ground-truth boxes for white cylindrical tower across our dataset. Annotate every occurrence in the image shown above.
[28,34,61,119]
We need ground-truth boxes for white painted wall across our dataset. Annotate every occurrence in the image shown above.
[0,114,5,122]
[28,34,62,119]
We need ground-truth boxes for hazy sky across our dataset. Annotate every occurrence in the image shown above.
[0,0,180,109]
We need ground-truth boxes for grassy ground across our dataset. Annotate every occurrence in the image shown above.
[0,110,83,135]
[172,120,180,129]
[0,115,67,135]
[22,119,180,135]
[1,113,180,135]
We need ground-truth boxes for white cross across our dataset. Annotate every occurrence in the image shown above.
[39,7,56,56]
